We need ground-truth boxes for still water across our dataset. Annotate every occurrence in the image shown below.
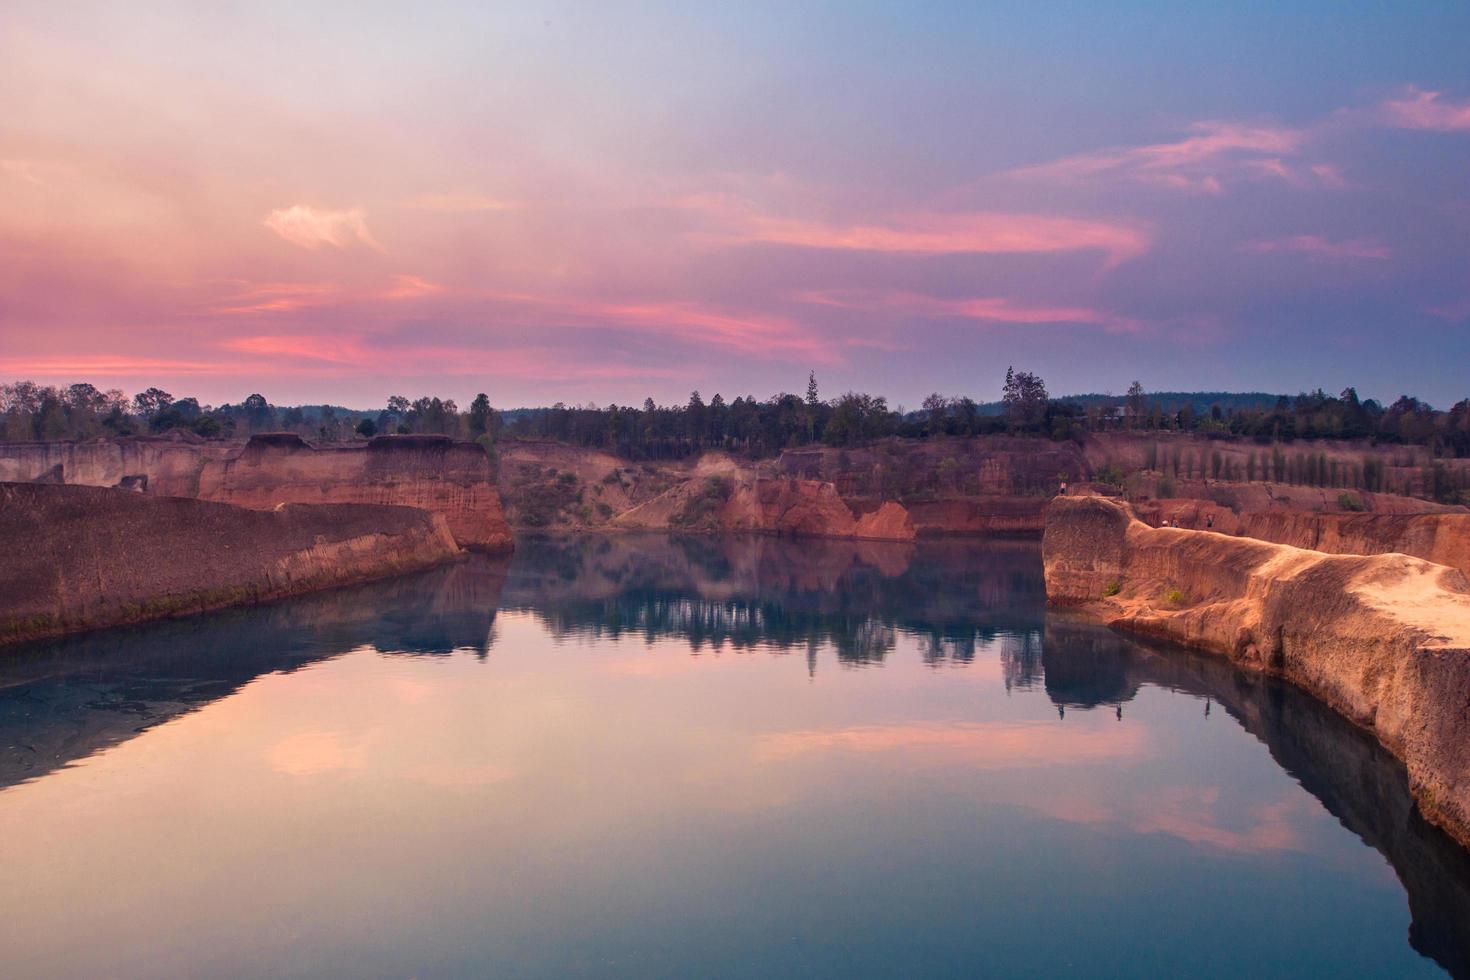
[2,534,1468,978]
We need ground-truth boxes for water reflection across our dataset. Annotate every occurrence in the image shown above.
[0,559,506,790]
[0,535,1466,976]
[1043,619,1470,975]
[503,533,1045,668]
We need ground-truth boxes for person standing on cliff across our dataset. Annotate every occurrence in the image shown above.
[1059,480,1068,496]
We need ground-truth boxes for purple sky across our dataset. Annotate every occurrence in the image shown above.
[2,2,1468,409]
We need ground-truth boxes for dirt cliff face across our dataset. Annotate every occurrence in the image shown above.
[198,434,513,553]
[1044,494,1470,850]
[0,435,232,495]
[0,483,462,646]
[1131,492,1470,576]
[612,475,917,541]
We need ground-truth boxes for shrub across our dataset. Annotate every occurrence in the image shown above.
[1164,587,1186,606]
[1337,492,1366,512]
[1103,579,1121,597]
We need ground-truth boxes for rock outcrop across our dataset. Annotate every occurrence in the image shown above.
[0,483,463,646]
[613,476,917,541]
[1043,494,1470,849]
[198,434,513,553]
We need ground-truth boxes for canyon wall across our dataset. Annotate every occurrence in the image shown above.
[1043,494,1470,849]
[196,434,513,552]
[613,476,917,541]
[0,483,463,646]
[0,435,232,496]
[0,434,514,553]
[1131,492,1470,576]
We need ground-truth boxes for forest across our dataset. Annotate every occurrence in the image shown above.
[3,370,1469,461]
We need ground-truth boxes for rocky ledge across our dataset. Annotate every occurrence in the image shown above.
[0,483,463,646]
[1043,494,1470,850]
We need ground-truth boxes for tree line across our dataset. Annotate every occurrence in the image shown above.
[3,372,1469,460]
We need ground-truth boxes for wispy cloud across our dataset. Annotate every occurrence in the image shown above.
[797,289,1141,332]
[382,274,442,299]
[263,205,384,251]
[682,196,1149,267]
[1378,87,1470,131]
[1241,234,1389,260]
[212,281,341,315]
[1007,120,1316,193]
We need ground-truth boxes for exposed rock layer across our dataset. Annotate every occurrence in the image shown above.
[0,434,514,553]
[0,483,462,646]
[614,476,917,541]
[196,435,513,553]
[1043,494,1470,849]
[1137,498,1470,577]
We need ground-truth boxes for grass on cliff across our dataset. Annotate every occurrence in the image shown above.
[670,476,734,528]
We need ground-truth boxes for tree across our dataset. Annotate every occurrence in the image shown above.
[922,393,948,436]
[355,417,377,438]
[132,387,174,417]
[1001,367,1048,431]
[805,372,820,408]
[1125,381,1145,428]
[469,393,492,436]
[241,393,274,432]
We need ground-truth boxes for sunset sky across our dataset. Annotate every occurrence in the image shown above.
[3,2,1469,409]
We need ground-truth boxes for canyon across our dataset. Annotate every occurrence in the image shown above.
[1043,494,1470,850]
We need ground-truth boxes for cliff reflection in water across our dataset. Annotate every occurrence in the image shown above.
[1,533,1467,975]
[0,558,508,790]
[502,533,1046,670]
[1042,619,1470,977]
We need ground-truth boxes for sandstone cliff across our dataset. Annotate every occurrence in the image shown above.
[1044,494,1470,849]
[0,483,463,646]
[198,434,513,553]
[0,434,233,496]
[612,476,917,541]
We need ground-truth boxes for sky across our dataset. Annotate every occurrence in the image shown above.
[2,1,1469,410]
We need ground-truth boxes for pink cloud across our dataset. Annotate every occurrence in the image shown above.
[381,274,442,299]
[221,335,369,364]
[1379,87,1470,131]
[263,205,384,251]
[1241,234,1390,260]
[211,282,341,315]
[1008,120,1344,194]
[678,194,1149,267]
[797,289,1141,332]
[0,355,250,377]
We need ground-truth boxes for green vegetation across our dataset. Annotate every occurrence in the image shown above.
[670,477,734,528]
[1103,579,1122,597]
[1337,492,1366,512]
[1164,587,1187,607]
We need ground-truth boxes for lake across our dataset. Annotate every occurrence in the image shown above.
[2,534,1468,978]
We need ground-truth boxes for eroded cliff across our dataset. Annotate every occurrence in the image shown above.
[1,483,463,646]
[198,434,513,553]
[612,475,917,541]
[1043,494,1470,849]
